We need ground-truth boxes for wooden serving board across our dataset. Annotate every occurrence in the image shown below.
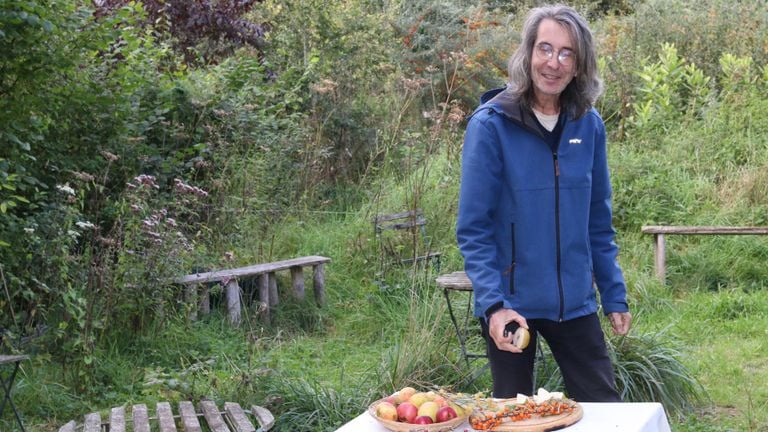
[489,403,582,431]
[468,399,583,432]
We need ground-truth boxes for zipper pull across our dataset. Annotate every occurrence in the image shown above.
[553,154,560,177]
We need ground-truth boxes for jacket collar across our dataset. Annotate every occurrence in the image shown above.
[473,87,545,138]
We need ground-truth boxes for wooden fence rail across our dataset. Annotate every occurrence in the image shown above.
[641,226,768,283]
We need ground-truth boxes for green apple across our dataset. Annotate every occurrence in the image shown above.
[417,401,440,422]
[376,401,397,421]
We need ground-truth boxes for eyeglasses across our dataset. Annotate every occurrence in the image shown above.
[535,42,575,66]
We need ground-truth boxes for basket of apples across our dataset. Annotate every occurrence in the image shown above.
[369,387,470,432]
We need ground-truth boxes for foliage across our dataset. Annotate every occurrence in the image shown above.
[94,0,269,65]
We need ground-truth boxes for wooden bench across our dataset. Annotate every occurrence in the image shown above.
[59,400,274,432]
[641,225,768,283]
[176,256,331,324]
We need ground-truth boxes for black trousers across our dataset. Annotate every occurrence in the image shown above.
[480,313,621,402]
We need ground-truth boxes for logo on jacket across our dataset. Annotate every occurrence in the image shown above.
[568,138,582,144]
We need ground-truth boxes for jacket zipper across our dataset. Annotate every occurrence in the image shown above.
[553,152,564,322]
[509,223,516,295]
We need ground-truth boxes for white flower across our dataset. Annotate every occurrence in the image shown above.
[24,228,35,234]
[76,221,96,230]
[56,183,76,196]
[67,230,80,238]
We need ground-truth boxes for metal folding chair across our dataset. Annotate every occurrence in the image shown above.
[0,355,29,432]
[373,209,441,284]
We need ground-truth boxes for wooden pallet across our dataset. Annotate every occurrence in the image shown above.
[58,400,274,432]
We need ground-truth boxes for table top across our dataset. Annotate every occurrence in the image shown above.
[336,402,672,432]
[0,355,29,365]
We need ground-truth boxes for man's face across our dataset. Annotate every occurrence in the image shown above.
[530,18,577,103]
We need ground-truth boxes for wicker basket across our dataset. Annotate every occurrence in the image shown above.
[367,398,469,432]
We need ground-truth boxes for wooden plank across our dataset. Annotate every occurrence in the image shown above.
[200,400,229,432]
[436,271,473,291]
[179,401,203,432]
[133,404,150,432]
[224,402,256,432]
[110,406,126,432]
[374,209,423,223]
[58,420,76,432]
[251,405,275,431]
[157,401,178,432]
[313,264,326,306]
[376,219,427,231]
[641,225,768,235]
[175,256,331,284]
[0,355,29,364]
[225,278,241,326]
[267,273,279,307]
[83,412,101,432]
[290,266,305,300]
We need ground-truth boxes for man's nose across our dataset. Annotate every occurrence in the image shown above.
[547,55,561,68]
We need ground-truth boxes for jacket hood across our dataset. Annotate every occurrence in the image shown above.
[474,87,543,138]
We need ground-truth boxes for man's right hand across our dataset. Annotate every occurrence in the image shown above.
[488,308,529,353]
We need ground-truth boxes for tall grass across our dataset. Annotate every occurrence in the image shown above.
[609,330,708,419]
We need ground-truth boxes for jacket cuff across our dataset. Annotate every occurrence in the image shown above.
[484,301,504,320]
[602,301,629,315]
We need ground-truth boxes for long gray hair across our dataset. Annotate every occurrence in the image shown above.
[507,4,603,118]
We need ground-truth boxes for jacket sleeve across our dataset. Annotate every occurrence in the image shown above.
[457,114,511,319]
[589,115,629,314]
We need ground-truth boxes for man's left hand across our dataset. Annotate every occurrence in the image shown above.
[608,312,632,335]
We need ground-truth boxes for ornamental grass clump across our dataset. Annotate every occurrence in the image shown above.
[609,330,708,419]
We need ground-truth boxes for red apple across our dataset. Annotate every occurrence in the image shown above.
[396,402,418,423]
[435,406,458,423]
[413,415,433,424]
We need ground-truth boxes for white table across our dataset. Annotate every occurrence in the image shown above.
[336,402,671,432]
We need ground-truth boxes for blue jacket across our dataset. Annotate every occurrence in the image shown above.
[457,88,629,322]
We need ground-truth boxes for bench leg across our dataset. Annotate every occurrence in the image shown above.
[226,279,242,326]
[268,272,279,307]
[290,266,305,300]
[313,264,326,306]
[653,233,666,284]
[184,284,198,321]
[199,283,211,316]
[258,274,271,323]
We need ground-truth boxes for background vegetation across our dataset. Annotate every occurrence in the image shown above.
[1,0,767,430]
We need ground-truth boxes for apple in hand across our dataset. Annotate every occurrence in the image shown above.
[435,406,458,423]
[396,402,418,423]
[376,401,397,421]
[413,415,434,424]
